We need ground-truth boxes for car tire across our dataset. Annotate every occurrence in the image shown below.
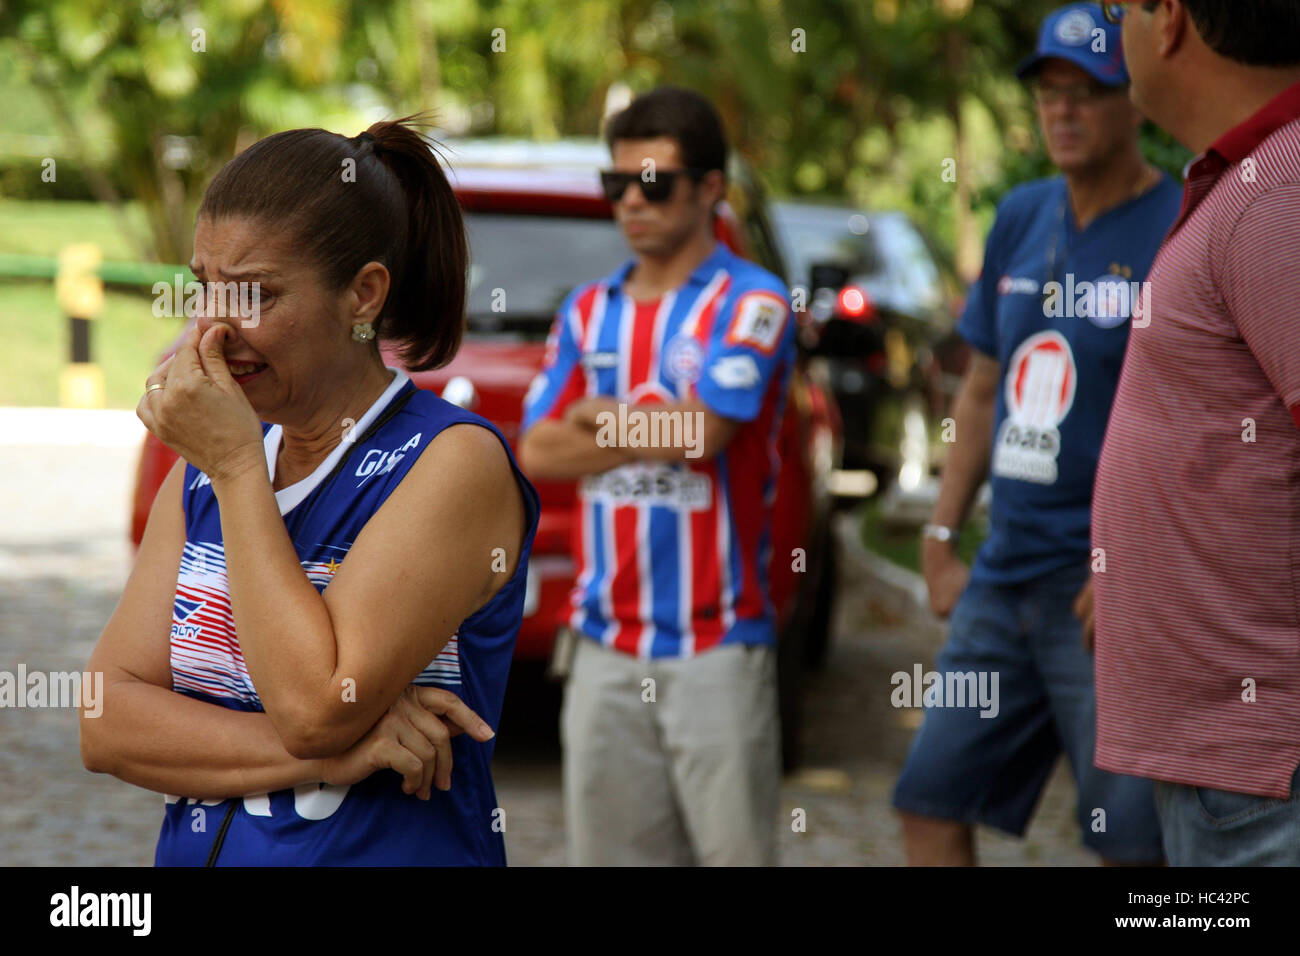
[803,532,839,671]
[777,615,806,774]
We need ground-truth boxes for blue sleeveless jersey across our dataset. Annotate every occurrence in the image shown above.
[155,369,539,866]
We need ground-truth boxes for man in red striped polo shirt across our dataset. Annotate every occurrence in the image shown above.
[1093,0,1300,865]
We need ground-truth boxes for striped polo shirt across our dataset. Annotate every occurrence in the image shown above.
[1093,81,1300,798]
[521,242,796,659]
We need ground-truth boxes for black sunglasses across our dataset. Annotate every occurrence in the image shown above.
[599,168,710,203]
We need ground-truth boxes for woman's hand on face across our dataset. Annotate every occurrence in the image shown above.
[318,685,496,799]
[137,323,266,484]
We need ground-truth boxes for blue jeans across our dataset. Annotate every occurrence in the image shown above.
[893,563,1164,862]
[1153,763,1300,866]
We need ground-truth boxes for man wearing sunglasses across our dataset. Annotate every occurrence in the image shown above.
[892,3,1181,865]
[518,86,795,865]
[1092,0,1300,866]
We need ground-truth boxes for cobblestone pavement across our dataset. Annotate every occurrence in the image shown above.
[0,426,1095,866]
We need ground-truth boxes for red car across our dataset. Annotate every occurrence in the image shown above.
[130,139,842,768]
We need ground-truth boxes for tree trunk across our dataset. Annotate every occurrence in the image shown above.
[943,29,980,284]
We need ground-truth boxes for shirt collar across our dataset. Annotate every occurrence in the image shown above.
[1169,80,1300,231]
[1206,78,1300,165]
[605,240,732,294]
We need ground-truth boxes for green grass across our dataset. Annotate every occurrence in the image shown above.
[0,279,184,408]
[0,199,151,260]
[0,199,183,408]
[859,498,986,575]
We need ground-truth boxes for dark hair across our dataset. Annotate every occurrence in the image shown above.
[1183,0,1300,67]
[198,114,466,371]
[604,86,728,176]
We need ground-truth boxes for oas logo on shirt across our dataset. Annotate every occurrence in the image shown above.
[993,331,1077,485]
[1006,330,1076,427]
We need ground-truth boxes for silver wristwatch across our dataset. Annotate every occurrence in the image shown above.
[921,523,960,545]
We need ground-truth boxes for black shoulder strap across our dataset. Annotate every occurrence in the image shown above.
[205,802,237,866]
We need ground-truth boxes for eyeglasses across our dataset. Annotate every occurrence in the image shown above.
[1028,78,1125,107]
[599,168,708,203]
[1102,1,1155,24]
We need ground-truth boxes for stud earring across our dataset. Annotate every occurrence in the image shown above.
[351,321,375,342]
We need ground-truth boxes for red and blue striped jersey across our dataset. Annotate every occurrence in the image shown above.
[522,242,795,659]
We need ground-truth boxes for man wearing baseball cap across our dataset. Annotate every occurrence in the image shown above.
[891,3,1181,865]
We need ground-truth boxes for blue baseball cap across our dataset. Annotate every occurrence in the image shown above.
[1016,3,1128,86]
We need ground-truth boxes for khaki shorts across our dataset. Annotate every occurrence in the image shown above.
[561,637,780,866]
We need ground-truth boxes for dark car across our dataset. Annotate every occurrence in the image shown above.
[130,138,843,769]
[770,201,968,513]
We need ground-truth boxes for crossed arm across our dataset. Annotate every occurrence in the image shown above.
[518,396,740,480]
[81,424,526,799]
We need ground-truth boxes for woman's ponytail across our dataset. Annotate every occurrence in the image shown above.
[362,115,467,371]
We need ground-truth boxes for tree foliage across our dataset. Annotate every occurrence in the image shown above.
[2,0,1185,269]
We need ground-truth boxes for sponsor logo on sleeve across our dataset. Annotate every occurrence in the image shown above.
[709,354,761,390]
[724,291,787,354]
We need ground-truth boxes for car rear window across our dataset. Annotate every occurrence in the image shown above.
[771,206,885,286]
[868,215,944,313]
[465,212,630,331]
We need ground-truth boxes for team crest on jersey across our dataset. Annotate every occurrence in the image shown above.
[725,291,787,355]
[993,331,1076,485]
[1086,274,1135,328]
[665,334,705,384]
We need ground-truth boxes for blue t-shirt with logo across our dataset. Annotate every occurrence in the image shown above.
[958,174,1182,585]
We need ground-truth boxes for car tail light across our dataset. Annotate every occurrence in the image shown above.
[836,285,874,322]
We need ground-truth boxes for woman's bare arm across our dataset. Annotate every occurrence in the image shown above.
[83,449,502,800]
[80,459,333,799]
[211,423,528,758]
[82,455,495,800]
